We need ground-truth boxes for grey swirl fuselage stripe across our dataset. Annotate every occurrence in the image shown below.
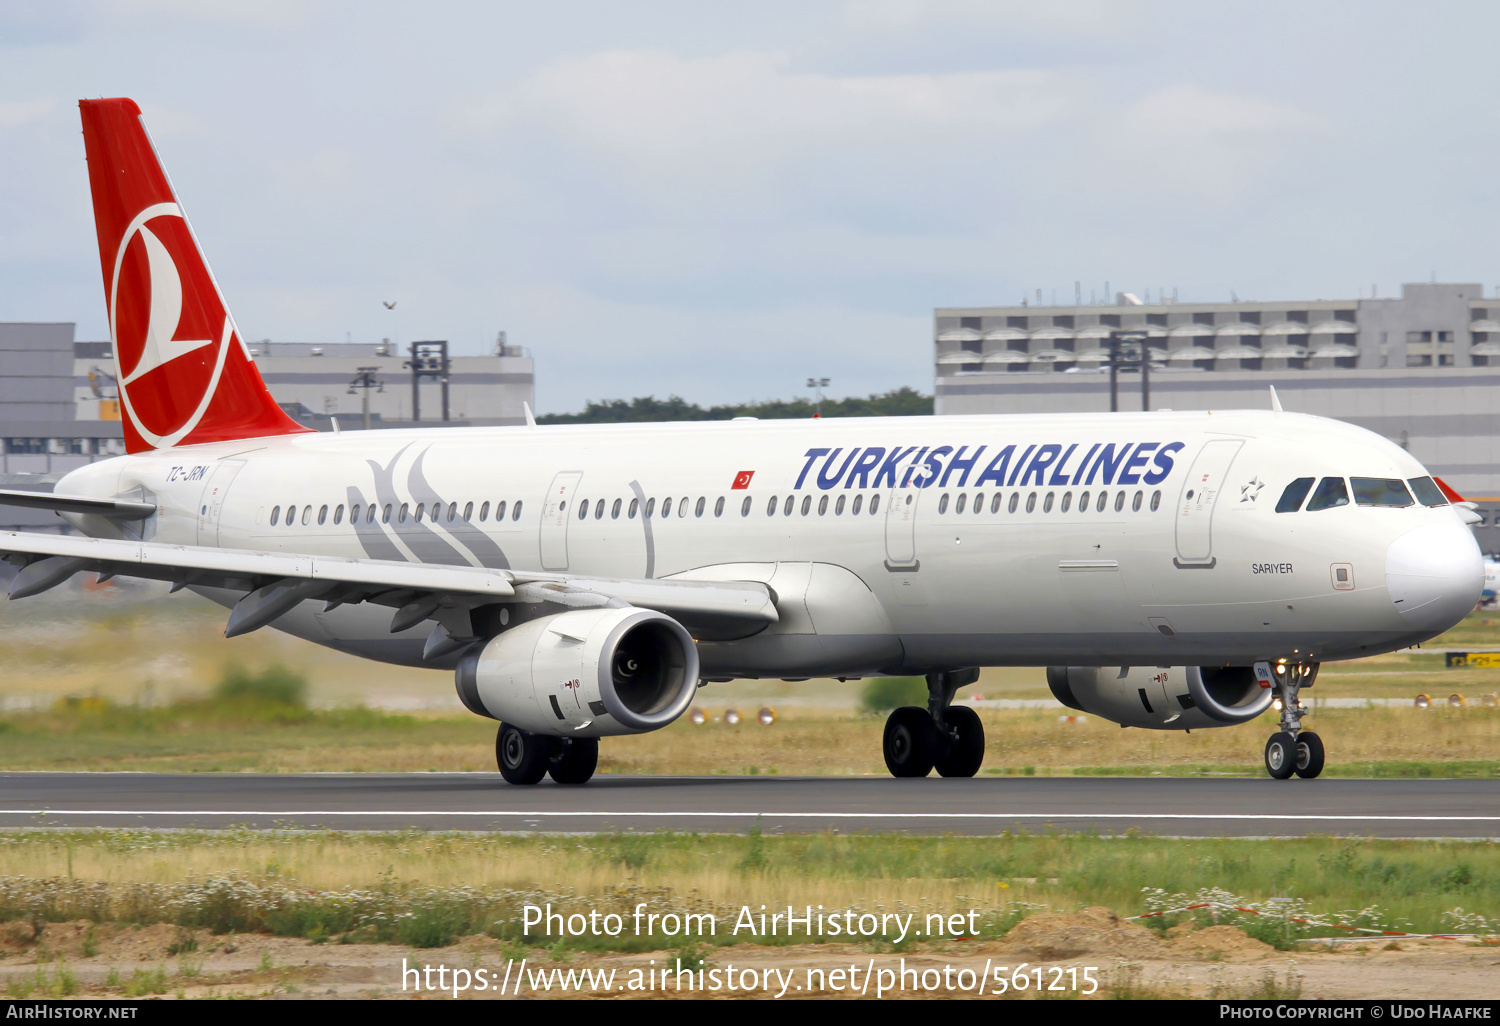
[628,479,653,579]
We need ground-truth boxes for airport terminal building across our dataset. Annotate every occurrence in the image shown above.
[934,282,1500,549]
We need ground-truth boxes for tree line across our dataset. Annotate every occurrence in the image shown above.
[537,386,932,424]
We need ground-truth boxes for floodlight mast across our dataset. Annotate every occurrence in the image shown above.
[1105,331,1152,413]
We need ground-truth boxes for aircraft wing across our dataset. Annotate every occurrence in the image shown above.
[0,531,777,647]
[0,489,156,521]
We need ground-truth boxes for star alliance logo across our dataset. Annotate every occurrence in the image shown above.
[1240,476,1265,503]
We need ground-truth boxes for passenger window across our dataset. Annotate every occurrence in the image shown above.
[1351,478,1414,508]
[1408,476,1448,507]
[1025,493,1037,513]
[800,495,811,515]
[302,506,313,526]
[334,504,344,525]
[1078,491,1089,511]
[577,499,588,520]
[869,493,880,514]
[1114,491,1124,512]
[463,501,473,521]
[479,501,489,521]
[767,495,778,516]
[415,502,425,522]
[1306,477,1350,511]
[285,504,296,525]
[662,498,673,517]
[938,493,950,514]
[1059,492,1071,513]
[1043,492,1055,513]
[612,498,623,519]
[990,493,1002,513]
[399,503,409,523]
[679,497,690,518]
[1009,493,1019,513]
[350,503,360,523]
[645,498,656,518]
[1132,491,1142,512]
[270,505,281,526]
[818,495,829,516]
[852,494,863,515]
[448,502,458,521]
[834,495,845,515]
[629,498,638,519]
[784,496,794,516]
[695,496,706,517]
[512,500,523,520]
[1150,489,1161,511]
[1276,477,1315,513]
[493,500,505,521]
[595,500,605,519]
[740,496,751,517]
[383,504,392,524]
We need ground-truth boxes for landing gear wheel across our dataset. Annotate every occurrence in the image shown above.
[548,738,599,785]
[934,706,985,778]
[1264,731,1296,780]
[497,723,552,785]
[1293,731,1325,779]
[883,706,939,778]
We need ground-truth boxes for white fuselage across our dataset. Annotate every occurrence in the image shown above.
[55,409,1482,678]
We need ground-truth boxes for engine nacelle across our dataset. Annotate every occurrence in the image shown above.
[1046,665,1275,731]
[455,607,699,737]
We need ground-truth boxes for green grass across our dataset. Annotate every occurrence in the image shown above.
[0,829,1492,950]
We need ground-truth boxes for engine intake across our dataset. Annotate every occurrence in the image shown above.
[456,607,699,736]
[1047,665,1274,730]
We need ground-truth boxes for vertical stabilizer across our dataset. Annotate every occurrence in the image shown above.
[79,98,310,453]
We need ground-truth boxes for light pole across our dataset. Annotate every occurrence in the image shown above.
[1104,332,1152,412]
[807,377,830,417]
[347,367,384,430]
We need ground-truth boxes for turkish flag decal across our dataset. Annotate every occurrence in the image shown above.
[731,471,755,490]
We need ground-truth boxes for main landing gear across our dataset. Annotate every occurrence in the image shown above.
[496,723,599,785]
[1262,661,1324,780]
[882,668,986,778]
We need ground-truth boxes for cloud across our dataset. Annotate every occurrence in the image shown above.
[1101,84,1319,194]
[0,98,58,130]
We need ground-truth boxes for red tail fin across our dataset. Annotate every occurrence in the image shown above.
[79,98,310,453]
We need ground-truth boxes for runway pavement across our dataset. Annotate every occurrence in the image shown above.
[0,773,1496,837]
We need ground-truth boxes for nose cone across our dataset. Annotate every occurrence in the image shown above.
[1386,522,1483,633]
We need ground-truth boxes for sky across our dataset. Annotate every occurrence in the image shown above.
[3,0,1499,413]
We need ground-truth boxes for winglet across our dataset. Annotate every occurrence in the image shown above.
[1269,385,1283,413]
[524,401,537,428]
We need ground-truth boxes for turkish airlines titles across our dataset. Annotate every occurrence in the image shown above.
[790,441,1187,491]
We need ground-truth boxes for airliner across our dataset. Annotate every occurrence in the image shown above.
[0,99,1484,784]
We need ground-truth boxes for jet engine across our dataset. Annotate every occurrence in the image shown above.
[455,607,699,737]
[1046,665,1274,730]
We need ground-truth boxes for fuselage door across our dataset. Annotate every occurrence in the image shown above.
[539,471,583,570]
[884,485,922,570]
[1174,439,1244,567]
[195,460,245,546]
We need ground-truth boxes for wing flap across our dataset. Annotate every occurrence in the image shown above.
[0,489,156,521]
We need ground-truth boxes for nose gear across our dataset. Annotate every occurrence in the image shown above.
[1262,660,1324,780]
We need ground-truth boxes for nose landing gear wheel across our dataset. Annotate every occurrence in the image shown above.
[497,723,552,785]
[883,706,939,777]
[548,737,599,785]
[1264,731,1296,779]
[1293,731,1325,779]
[934,705,986,778]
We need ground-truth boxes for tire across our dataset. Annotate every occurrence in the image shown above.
[934,705,986,778]
[883,706,939,778]
[496,723,552,785]
[1293,731,1325,779]
[548,738,599,785]
[1264,731,1296,780]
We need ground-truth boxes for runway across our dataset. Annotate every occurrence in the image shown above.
[0,774,1497,837]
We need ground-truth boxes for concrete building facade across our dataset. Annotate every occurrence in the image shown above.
[934,283,1500,551]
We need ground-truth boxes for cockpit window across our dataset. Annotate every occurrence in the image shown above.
[1408,476,1449,507]
[1351,478,1414,507]
[1305,477,1350,511]
[1276,477,1315,513]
